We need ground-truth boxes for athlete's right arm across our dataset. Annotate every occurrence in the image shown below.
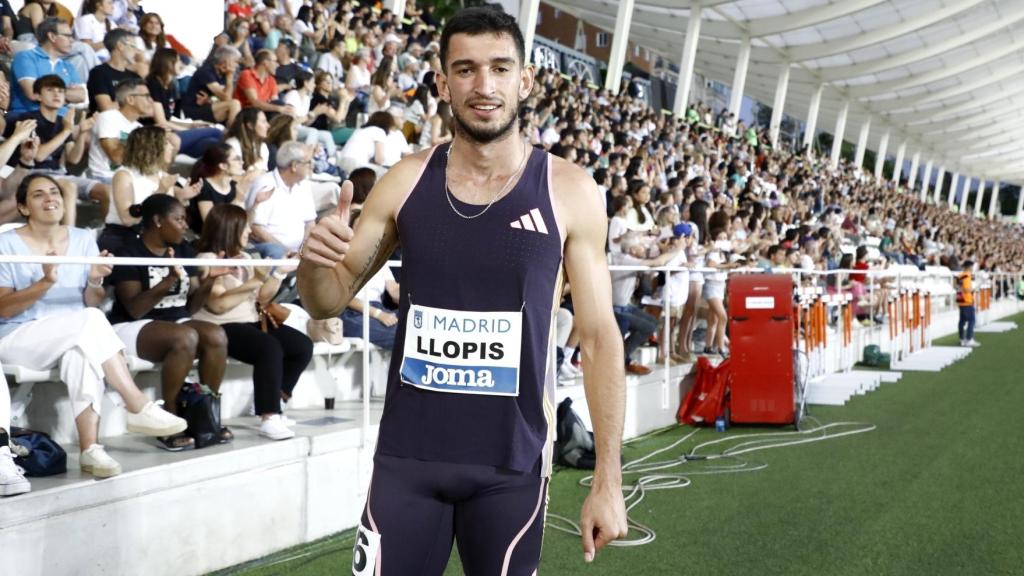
[297,152,427,319]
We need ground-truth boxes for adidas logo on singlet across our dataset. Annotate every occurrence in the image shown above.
[510,208,549,234]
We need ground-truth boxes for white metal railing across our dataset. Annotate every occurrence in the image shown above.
[1,252,1022,446]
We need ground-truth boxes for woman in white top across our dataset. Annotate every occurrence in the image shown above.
[100,126,200,254]
[193,204,312,440]
[625,183,657,233]
[283,71,337,160]
[225,108,271,172]
[75,0,114,57]
[337,111,393,174]
[0,174,188,479]
[607,195,632,254]
[677,200,709,362]
[368,55,402,115]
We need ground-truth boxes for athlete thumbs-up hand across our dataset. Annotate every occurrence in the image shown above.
[301,180,355,268]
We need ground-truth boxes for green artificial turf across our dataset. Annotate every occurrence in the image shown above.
[213,312,1024,576]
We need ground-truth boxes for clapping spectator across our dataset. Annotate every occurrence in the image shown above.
[193,204,312,440]
[0,174,188,477]
[246,141,316,259]
[107,194,231,451]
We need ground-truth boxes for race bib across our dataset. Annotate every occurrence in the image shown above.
[351,523,380,576]
[400,304,522,396]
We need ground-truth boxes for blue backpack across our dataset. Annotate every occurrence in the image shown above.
[10,427,67,477]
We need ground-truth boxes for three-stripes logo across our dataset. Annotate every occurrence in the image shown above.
[510,208,549,234]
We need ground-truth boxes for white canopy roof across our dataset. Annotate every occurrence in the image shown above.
[545,0,1024,183]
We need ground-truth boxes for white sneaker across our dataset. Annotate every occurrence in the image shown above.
[0,446,31,497]
[126,401,188,437]
[558,361,581,381]
[965,339,981,347]
[280,414,297,427]
[259,415,296,441]
[80,444,122,478]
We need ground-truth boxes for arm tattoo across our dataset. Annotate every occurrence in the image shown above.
[347,234,393,296]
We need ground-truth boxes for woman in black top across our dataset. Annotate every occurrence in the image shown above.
[107,195,232,450]
[146,48,180,120]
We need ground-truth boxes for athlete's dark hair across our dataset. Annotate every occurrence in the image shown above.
[439,6,524,73]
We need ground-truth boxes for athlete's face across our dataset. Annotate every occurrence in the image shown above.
[437,32,534,144]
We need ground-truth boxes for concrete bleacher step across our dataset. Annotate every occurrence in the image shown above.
[890,346,971,372]
[0,405,382,576]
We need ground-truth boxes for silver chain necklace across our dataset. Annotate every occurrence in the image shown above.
[444,139,529,220]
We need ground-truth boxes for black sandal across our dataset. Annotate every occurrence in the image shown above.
[157,432,195,451]
[218,426,234,444]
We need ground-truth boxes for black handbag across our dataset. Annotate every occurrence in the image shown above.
[10,427,68,476]
[176,383,222,449]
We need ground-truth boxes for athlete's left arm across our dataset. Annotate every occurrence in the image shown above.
[553,159,629,562]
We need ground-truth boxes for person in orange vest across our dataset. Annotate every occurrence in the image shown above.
[956,259,979,347]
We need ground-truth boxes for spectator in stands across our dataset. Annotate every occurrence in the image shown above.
[265,113,299,170]
[315,36,345,85]
[87,77,153,182]
[181,45,242,126]
[612,236,682,375]
[107,194,231,450]
[956,258,979,347]
[283,70,337,162]
[0,120,41,223]
[74,0,113,57]
[235,48,293,116]
[100,126,200,253]
[336,110,395,174]
[273,38,305,89]
[310,70,352,145]
[0,174,188,476]
[702,227,740,356]
[246,141,316,259]
[225,107,270,171]
[87,28,146,112]
[137,12,168,61]
[223,16,255,69]
[193,204,312,439]
[9,17,88,118]
[187,142,269,234]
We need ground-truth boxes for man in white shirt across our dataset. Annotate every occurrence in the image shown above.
[247,141,317,259]
[87,78,152,182]
[315,37,346,87]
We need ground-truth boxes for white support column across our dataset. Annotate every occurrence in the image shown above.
[729,36,751,117]
[908,151,921,194]
[988,181,1001,220]
[958,176,971,213]
[603,0,636,95]
[920,159,934,201]
[892,141,907,187]
[874,129,890,181]
[830,101,850,169]
[803,84,824,156]
[1015,184,1024,221]
[973,180,985,216]
[518,0,541,64]
[387,0,406,20]
[947,172,960,209]
[673,3,703,117]
[769,64,790,148]
[854,118,870,169]
[932,165,945,204]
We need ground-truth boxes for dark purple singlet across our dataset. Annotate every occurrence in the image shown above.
[380,142,564,475]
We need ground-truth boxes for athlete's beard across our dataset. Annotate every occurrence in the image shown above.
[451,99,520,144]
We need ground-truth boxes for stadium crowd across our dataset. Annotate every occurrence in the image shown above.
[2,0,1023,496]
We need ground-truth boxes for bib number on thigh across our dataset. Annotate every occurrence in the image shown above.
[351,523,381,576]
[400,304,522,396]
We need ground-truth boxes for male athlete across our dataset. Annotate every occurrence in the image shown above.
[297,7,628,574]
